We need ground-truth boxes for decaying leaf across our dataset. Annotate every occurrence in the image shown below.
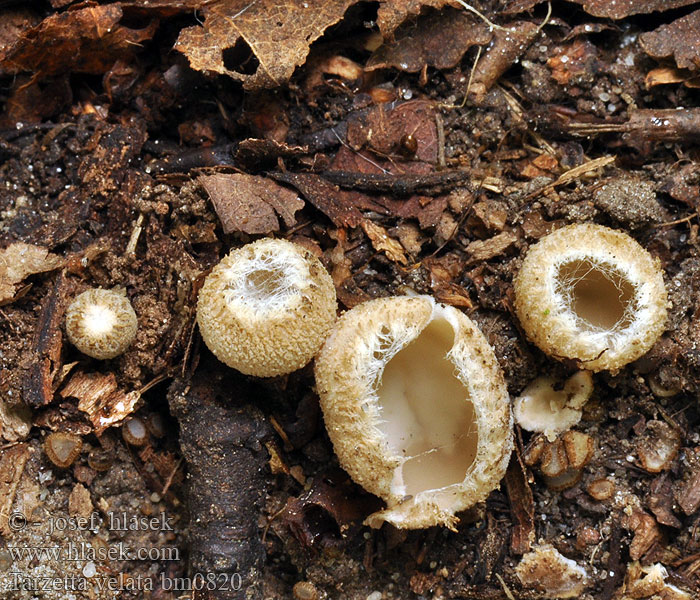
[60,371,140,434]
[366,7,491,73]
[282,472,381,549]
[198,173,304,235]
[361,219,408,265]
[0,243,62,304]
[375,0,459,37]
[270,171,364,227]
[503,0,700,19]
[175,0,357,90]
[0,5,158,77]
[640,9,700,72]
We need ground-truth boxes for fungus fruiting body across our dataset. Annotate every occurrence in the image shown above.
[65,288,138,360]
[514,371,593,441]
[315,295,512,530]
[45,432,83,468]
[514,224,667,372]
[197,238,337,377]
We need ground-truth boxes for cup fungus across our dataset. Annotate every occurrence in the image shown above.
[65,288,138,360]
[514,224,667,372]
[315,295,513,530]
[197,238,337,378]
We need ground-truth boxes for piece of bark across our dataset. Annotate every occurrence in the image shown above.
[168,359,272,600]
[505,449,535,555]
[678,464,700,516]
[469,21,539,103]
[22,273,67,408]
[0,443,31,536]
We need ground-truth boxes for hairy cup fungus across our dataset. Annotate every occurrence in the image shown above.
[197,238,337,377]
[65,288,138,360]
[45,432,83,469]
[315,295,513,530]
[514,224,667,372]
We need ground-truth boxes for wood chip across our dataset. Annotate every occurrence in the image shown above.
[60,371,140,434]
[466,231,517,262]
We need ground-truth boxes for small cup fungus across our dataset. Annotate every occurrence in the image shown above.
[197,238,337,377]
[315,295,512,530]
[65,288,138,360]
[514,224,667,372]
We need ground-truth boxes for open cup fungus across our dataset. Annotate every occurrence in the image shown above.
[315,295,513,530]
[514,224,667,372]
[197,238,337,378]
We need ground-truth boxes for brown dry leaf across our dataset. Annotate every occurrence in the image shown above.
[375,0,458,36]
[198,173,304,235]
[641,9,700,71]
[271,172,364,227]
[360,219,408,265]
[60,371,140,434]
[644,67,700,88]
[503,0,700,19]
[175,0,357,90]
[345,99,439,164]
[0,5,158,77]
[0,243,62,303]
[366,7,491,73]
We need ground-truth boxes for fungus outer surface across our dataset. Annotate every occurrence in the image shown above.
[514,224,667,372]
[197,238,337,377]
[315,295,513,530]
[65,288,138,360]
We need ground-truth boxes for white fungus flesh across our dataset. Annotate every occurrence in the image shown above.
[197,238,337,378]
[514,224,668,372]
[315,295,513,530]
[65,288,138,360]
[514,371,593,441]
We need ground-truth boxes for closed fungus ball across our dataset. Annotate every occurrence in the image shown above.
[197,238,337,378]
[65,288,138,360]
[514,224,667,372]
[315,295,513,530]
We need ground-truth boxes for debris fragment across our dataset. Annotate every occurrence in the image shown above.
[516,544,589,598]
[60,370,140,434]
[0,242,61,304]
[0,443,30,536]
[361,220,408,265]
